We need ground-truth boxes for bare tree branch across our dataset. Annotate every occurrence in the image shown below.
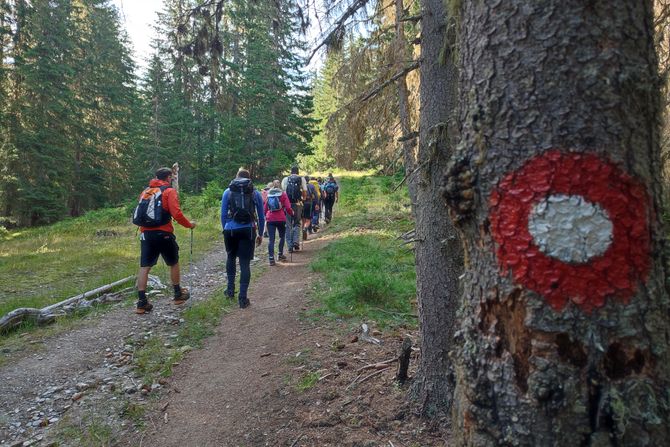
[360,60,420,102]
[306,0,371,63]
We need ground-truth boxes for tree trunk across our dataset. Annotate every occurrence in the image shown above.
[411,0,462,416]
[448,1,670,445]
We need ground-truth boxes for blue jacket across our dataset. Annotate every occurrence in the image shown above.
[220,187,265,235]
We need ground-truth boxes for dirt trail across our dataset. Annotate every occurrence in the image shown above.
[140,237,329,447]
[1,228,446,446]
[0,239,229,444]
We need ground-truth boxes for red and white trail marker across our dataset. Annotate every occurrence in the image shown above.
[489,150,651,312]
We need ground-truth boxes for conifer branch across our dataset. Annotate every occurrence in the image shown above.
[360,60,421,102]
[306,0,371,63]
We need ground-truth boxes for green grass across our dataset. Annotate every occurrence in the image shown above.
[296,371,321,391]
[0,193,222,317]
[309,173,417,328]
[57,415,115,446]
[120,401,147,427]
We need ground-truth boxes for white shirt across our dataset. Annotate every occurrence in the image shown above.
[281,175,308,199]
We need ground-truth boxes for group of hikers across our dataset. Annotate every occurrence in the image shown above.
[132,166,339,313]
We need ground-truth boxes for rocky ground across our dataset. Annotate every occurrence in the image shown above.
[0,241,228,446]
[0,231,447,447]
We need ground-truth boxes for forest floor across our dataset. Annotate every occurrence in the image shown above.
[0,226,447,446]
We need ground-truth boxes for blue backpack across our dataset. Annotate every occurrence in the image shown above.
[324,181,337,196]
[267,188,283,212]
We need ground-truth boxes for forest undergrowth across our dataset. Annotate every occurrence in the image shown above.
[309,173,417,328]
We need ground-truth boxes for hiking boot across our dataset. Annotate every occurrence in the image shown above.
[225,289,235,299]
[293,244,300,251]
[269,258,276,266]
[239,298,250,309]
[173,288,191,305]
[278,254,287,261]
[135,302,154,314]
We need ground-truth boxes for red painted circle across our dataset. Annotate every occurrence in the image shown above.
[489,150,651,312]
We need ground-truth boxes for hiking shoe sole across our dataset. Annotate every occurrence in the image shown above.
[173,299,187,305]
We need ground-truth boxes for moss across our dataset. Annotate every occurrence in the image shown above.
[440,0,461,65]
[608,388,629,437]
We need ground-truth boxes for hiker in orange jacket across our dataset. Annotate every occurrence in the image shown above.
[136,167,196,314]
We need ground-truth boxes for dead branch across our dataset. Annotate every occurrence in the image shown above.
[392,158,429,192]
[319,373,336,381]
[357,366,392,386]
[307,0,371,63]
[290,433,305,447]
[171,162,180,192]
[397,229,416,240]
[399,14,422,22]
[360,323,382,345]
[397,131,418,142]
[355,358,398,372]
[372,307,418,318]
[400,238,423,246]
[360,60,421,102]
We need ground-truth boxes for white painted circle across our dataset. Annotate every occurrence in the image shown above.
[528,194,613,264]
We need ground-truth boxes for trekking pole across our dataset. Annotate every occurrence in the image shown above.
[188,227,194,305]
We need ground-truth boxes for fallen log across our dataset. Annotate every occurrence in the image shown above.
[0,308,58,333]
[0,276,138,334]
[42,276,135,313]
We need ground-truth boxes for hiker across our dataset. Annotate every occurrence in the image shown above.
[319,177,326,219]
[302,175,319,240]
[134,167,196,314]
[281,166,307,253]
[264,180,294,265]
[323,175,339,224]
[221,168,265,308]
[308,176,322,232]
[261,182,273,238]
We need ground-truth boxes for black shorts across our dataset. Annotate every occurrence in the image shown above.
[140,231,179,267]
[302,202,313,219]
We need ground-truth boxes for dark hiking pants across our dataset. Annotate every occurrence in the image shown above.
[223,227,256,300]
[267,221,286,259]
[324,198,335,222]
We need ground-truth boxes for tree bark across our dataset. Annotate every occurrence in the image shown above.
[448,1,670,445]
[411,0,462,416]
